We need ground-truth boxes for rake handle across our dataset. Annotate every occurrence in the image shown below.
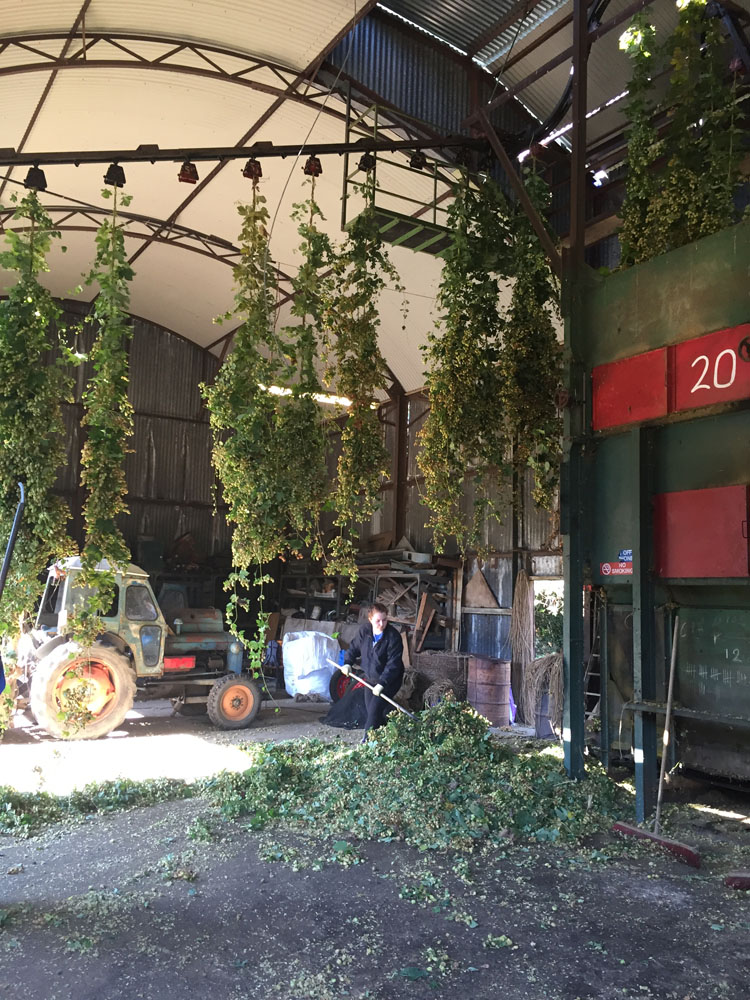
[327,658,416,720]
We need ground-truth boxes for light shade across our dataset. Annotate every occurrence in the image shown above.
[178,160,199,184]
[242,158,262,180]
[24,166,47,191]
[358,152,376,173]
[104,163,126,187]
[303,154,322,177]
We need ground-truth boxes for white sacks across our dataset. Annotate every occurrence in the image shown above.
[282,630,339,700]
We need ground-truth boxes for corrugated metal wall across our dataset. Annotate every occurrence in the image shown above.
[56,301,230,565]
[362,389,561,657]
[329,9,532,143]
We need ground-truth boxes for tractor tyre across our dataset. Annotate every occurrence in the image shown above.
[329,669,364,703]
[329,669,350,703]
[207,674,261,730]
[30,642,135,741]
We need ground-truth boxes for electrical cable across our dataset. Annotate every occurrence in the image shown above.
[487,2,538,107]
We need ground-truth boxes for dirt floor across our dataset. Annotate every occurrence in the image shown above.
[0,700,749,999]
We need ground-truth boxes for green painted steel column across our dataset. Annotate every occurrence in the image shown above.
[599,592,610,771]
[562,351,587,780]
[632,426,658,822]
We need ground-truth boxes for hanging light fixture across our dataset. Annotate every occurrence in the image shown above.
[178,160,199,184]
[103,163,126,187]
[242,158,262,180]
[409,150,428,171]
[303,154,322,177]
[23,165,47,191]
[357,152,376,173]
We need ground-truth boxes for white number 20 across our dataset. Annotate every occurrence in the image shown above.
[690,349,736,393]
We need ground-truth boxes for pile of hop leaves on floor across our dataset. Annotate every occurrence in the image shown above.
[205,700,626,851]
[0,777,193,837]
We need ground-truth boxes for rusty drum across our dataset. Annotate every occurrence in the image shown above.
[467,656,511,726]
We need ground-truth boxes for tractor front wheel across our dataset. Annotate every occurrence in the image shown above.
[207,674,261,730]
[30,642,135,741]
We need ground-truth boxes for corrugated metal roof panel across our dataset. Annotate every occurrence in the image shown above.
[478,0,568,68]
[330,11,533,138]
[380,0,529,56]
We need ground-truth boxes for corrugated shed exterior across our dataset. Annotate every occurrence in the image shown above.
[461,554,513,658]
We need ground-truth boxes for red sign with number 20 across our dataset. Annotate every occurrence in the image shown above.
[671,323,750,412]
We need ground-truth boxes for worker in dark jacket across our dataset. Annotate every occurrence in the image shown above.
[341,602,404,737]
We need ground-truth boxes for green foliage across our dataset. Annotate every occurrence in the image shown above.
[418,177,512,552]
[618,15,660,266]
[534,590,563,656]
[202,182,289,571]
[418,173,561,553]
[323,178,403,580]
[202,178,331,663]
[498,171,562,510]
[0,776,193,837]
[0,192,74,637]
[205,700,625,851]
[619,2,744,266]
[73,187,135,645]
[278,192,331,560]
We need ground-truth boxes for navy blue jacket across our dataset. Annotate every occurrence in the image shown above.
[343,622,404,690]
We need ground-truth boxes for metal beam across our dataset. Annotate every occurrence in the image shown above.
[466,0,539,58]
[0,1,93,202]
[127,0,380,269]
[0,135,486,169]
[0,33,350,124]
[465,0,653,124]
[499,12,574,73]
[476,108,562,279]
[0,203,297,288]
[569,0,589,272]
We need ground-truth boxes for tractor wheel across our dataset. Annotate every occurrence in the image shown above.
[329,669,364,703]
[207,675,261,730]
[329,669,350,702]
[30,642,135,741]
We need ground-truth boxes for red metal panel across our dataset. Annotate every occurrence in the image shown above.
[163,655,197,672]
[671,323,750,412]
[654,485,750,578]
[592,348,667,431]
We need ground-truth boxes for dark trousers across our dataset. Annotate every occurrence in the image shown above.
[364,673,403,732]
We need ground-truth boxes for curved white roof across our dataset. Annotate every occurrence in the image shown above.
[0,0,455,392]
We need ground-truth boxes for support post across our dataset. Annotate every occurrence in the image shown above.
[562,359,587,780]
[599,592,610,771]
[394,388,408,544]
[570,0,588,271]
[632,426,658,822]
[561,0,591,781]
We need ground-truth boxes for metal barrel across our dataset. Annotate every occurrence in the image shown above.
[467,656,511,727]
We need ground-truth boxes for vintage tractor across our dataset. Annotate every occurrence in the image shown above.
[18,558,262,740]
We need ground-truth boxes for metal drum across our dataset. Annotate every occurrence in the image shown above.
[467,656,511,726]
